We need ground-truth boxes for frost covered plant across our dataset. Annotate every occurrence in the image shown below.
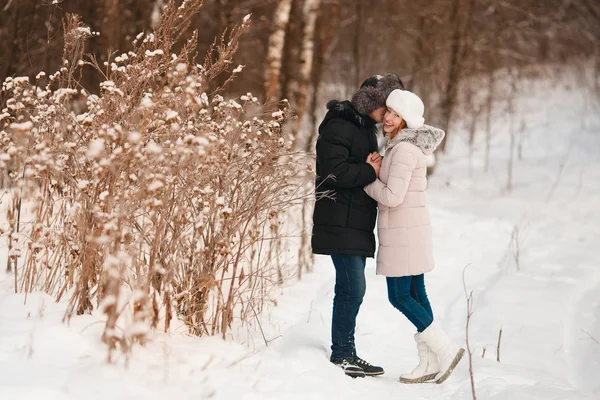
[0,1,310,360]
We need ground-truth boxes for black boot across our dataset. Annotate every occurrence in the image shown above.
[353,357,385,376]
[331,358,366,378]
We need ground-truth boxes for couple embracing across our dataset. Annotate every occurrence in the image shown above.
[311,74,465,383]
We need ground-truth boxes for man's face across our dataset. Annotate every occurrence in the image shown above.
[369,106,387,123]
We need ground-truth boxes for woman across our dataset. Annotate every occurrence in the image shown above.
[364,89,464,384]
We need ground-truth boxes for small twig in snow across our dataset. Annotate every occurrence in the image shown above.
[462,264,477,400]
[497,327,503,362]
[581,329,599,345]
[250,302,268,347]
[201,354,216,371]
[307,300,313,323]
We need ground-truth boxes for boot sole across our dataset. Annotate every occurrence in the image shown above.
[364,370,385,376]
[399,372,438,384]
[435,348,465,384]
[345,370,366,378]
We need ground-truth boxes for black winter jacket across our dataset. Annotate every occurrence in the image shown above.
[311,100,379,257]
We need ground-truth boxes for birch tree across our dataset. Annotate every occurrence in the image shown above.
[264,0,293,100]
[291,0,321,279]
[308,0,340,151]
[293,0,321,147]
[150,0,164,29]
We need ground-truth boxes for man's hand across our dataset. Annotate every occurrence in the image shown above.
[367,152,382,164]
[366,152,382,177]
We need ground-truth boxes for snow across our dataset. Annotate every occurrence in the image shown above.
[76,180,90,190]
[13,77,30,85]
[147,179,164,192]
[9,121,33,132]
[75,27,92,37]
[1,69,599,399]
[87,138,105,159]
[128,131,142,143]
[144,140,162,154]
[145,49,164,57]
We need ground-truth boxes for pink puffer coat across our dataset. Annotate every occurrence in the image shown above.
[364,125,445,277]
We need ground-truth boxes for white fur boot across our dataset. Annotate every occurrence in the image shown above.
[419,321,465,384]
[399,333,440,383]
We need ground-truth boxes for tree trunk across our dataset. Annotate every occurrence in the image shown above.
[293,0,321,148]
[307,0,340,153]
[0,1,18,81]
[103,0,121,52]
[407,14,426,92]
[352,0,364,88]
[293,0,321,279]
[1,0,37,82]
[506,68,518,192]
[280,0,301,104]
[438,0,475,152]
[264,0,293,100]
[484,59,495,173]
[150,0,164,29]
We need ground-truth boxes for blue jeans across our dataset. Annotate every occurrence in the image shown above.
[386,274,434,332]
[330,254,367,360]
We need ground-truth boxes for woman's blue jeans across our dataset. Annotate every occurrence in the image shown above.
[386,274,434,332]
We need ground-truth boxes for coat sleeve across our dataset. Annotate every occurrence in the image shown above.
[364,144,418,208]
[316,121,377,189]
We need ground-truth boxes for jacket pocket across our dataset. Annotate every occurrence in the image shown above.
[348,202,376,231]
[313,197,350,228]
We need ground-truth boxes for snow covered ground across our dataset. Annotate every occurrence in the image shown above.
[1,71,599,399]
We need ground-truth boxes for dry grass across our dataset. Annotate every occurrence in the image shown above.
[0,0,312,360]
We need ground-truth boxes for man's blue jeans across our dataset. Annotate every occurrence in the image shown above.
[330,254,367,360]
[386,274,434,332]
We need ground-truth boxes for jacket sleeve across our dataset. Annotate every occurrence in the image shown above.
[364,144,418,208]
[316,121,377,188]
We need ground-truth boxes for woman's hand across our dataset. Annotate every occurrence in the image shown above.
[366,152,382,177]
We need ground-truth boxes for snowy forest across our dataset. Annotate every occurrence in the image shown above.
[0,0,599,399]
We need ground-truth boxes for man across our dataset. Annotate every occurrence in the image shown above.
[312,74,405,378]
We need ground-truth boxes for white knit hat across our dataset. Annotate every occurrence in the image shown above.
[386,89,425,129]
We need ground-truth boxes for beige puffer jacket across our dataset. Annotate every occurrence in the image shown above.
[364,125,445,277]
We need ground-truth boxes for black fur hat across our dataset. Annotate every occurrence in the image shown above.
[351,73,405,115]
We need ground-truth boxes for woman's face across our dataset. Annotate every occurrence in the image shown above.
[383,108,404,135]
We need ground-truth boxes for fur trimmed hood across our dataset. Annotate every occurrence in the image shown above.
[324,100,376,128]
[387,124,445,155]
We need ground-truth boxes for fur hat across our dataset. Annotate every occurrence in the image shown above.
[386,89,425,128]
[351,74,405,115]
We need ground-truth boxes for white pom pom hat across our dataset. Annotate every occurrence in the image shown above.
[386,89,425,129]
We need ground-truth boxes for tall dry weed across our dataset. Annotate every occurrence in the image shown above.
[0,0,311,360]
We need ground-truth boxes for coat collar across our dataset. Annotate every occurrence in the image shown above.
[386,125,445,155]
